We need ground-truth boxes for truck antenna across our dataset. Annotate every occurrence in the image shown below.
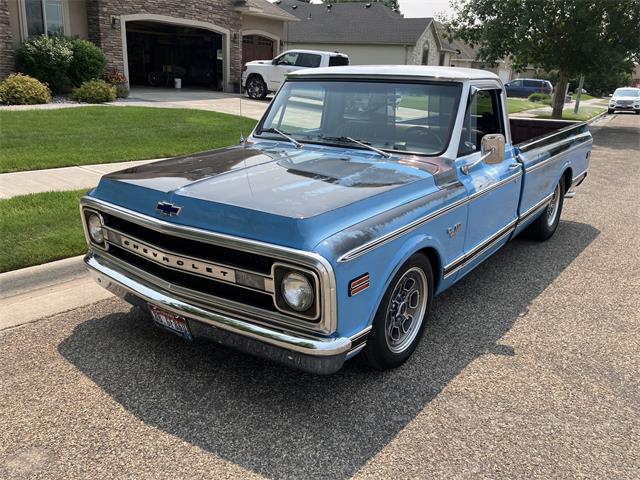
[239,95,245,146]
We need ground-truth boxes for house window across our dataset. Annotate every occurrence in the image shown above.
[421,48,429,65]
[439,53,446,66]
[23,0,65,37]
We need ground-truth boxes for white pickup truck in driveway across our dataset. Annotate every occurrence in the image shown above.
[241,49,349,99]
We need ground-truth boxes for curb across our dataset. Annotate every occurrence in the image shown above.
[0,255,87,300]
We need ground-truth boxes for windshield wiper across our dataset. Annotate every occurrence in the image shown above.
[319,136,391,158]
[259,127,303,149]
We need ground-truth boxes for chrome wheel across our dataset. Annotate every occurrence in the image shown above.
[384,267,428,354]
[247,78,264,99]
[546,183,561,227]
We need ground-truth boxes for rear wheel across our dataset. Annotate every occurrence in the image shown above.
[526,178,565,241]
[246,76,267,100]
[363,255,433,370]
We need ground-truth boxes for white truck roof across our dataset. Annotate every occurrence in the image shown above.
[281,49,347,57]
[288,65,500,81]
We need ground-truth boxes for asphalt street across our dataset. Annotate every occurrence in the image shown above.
[1,113,638,479]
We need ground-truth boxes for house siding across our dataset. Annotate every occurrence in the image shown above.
[284,42,407,65]
[86,0,243,89]
[0,0,15,79]
[408,24,440,66]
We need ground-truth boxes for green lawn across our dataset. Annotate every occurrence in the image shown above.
[507,98,543,113]
[0,190,88,272]
[535,105,606,121]
[0,106,257,173]
[571,92,596,101]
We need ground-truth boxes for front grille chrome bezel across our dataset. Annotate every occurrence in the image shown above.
[80,196,337,335]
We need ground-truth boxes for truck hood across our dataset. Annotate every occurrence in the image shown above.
[92,142,446,251]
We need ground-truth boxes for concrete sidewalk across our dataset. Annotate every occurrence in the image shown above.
[0,159,159,199]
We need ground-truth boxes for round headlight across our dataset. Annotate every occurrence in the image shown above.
[281,272,314,312]
[88,213,104,244]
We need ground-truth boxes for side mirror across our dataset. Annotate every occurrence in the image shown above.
[481,134,506,164]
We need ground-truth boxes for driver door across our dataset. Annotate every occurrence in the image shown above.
[267,52,301,91]
[451,87,522,279]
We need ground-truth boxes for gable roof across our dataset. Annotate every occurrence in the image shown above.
[278,0,434,45]
[235,0,299,22]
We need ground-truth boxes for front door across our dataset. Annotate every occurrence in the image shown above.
[267,51,301,91]
[449,87,522,279]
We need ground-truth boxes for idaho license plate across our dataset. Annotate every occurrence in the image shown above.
[149,305,193,341]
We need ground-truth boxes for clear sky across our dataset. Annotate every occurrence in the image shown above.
[298,1,455,19]
[399,0,454,19]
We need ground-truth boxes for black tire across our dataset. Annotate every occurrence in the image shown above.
[147,71,162,87]
[607,109,614,114]
[526,177,565,241]
[635,110,640,115]
[363,254,434,370]
[246,76,267,100]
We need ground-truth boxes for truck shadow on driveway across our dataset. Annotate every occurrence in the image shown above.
[58,220,598,479]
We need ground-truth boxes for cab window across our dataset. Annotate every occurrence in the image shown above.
[458,89,504,157]
[276,52,299,66]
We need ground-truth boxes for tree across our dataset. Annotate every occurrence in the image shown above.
[320,0,401,15]
[444,0,640,118]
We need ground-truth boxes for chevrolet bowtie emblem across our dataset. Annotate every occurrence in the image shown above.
[156,201,182,216]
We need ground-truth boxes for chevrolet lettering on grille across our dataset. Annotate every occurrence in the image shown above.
[120,234,237,283]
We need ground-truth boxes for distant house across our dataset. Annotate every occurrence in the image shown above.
[0,0,298,91]
[277,0,457,67]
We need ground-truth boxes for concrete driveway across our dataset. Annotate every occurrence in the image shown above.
[120,87,269,119]
[0,114,638,479]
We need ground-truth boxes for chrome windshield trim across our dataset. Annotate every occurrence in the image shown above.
[81,196,337,334]
[86,252,350,356]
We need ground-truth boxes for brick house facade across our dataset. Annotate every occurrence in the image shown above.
[0,0,14,79]
[1,0,296,91]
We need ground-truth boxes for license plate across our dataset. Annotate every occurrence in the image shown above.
[149,305,192,341]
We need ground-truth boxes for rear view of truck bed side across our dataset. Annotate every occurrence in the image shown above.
[510,118,592,235]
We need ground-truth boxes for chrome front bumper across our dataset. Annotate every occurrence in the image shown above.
[85,252,360,374]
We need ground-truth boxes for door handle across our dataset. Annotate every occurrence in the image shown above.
[508,163,521,170]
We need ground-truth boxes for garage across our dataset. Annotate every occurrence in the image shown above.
[125,21,225,90]
[242,34,275,64]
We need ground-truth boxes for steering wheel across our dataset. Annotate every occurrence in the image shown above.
[404,126,444,148]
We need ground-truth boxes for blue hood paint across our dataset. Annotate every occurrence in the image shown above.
[91,141,443,251]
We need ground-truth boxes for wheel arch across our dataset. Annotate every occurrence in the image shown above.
[561,166,573,191]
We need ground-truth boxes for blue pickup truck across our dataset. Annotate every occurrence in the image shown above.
[81,66,591,374]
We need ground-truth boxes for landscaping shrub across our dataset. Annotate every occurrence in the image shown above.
[0,74,52,105]
[528,92,552,105]
[103,69,129,98]
[72,79,116,103]
[16,35,73,93]
[69,39,107,87]
[115,84,130,98]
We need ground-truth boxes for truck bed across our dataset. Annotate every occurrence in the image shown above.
[510,118,588,150]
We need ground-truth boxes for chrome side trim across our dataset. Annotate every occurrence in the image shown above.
[443,219,517,278]
[86,252,351,357]
[81,196,337,334]
[517,121,588,153]
[338,171,522,263]
[570,171,587,189]
[517,193,554,227]
[524,134,591,173]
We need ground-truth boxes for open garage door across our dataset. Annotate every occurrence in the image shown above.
[126,21,224,90]
[242,35,275,64]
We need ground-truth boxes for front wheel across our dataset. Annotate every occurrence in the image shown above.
[608,108,614,114]
[246,76,267,100]
[363,254,434,370]
[526,178,565,241]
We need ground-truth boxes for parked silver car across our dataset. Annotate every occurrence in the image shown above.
[608,87,640,114]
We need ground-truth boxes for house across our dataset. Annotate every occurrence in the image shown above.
[277,0,457,67]
[0,0,298,91]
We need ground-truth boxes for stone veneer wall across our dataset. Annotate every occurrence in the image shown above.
[0,0,14,80]
[408,23,442,67]
[86,0,243,90]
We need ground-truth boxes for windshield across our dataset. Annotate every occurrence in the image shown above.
[255,80,462,156]
[614,88,640,97]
